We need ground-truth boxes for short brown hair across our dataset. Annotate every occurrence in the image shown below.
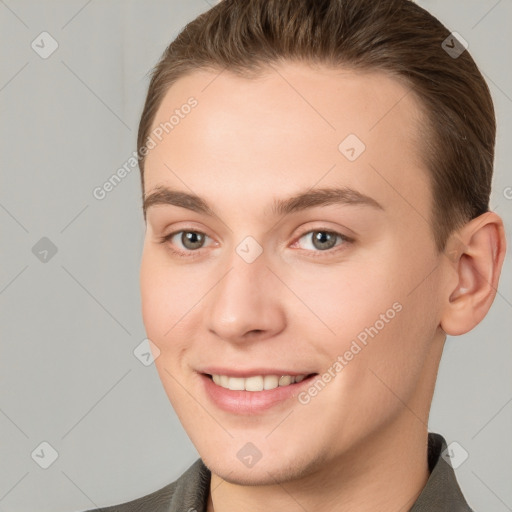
[137,0,495,252]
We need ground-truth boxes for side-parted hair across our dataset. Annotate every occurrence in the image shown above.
[137,0,495,252]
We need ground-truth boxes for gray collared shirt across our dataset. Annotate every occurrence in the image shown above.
[84,433,473,511]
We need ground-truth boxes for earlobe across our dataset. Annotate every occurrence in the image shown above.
[440,212,507,336]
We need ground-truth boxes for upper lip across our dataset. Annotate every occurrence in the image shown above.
[198,367,317,378]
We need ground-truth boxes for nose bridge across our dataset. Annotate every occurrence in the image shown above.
[204,238,285,341]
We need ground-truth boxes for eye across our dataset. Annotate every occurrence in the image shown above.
[293,229,353,254]
[158,229,213,257]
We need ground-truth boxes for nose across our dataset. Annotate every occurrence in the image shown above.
[204,247,287,344]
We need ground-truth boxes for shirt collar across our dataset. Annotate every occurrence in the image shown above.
[409,432,473,511]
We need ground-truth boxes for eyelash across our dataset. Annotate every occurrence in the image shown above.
[158,227,354,259]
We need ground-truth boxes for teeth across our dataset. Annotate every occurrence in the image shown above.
[228,377,245,391]
[264,375,279,390]
[278,375,292,386]
[210,374,309,391]
[245,376,264,391]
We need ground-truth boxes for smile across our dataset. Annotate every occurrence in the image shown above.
[201,372,319,414]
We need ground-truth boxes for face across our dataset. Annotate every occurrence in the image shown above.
[139,62,449,484]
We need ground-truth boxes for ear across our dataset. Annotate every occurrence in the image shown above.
[440,211,507,336]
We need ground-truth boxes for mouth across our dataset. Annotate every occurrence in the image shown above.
[199,371,319,414]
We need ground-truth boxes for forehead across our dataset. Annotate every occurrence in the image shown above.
[143,62,431,222]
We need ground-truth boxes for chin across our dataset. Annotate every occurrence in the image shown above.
[202,448,327,486]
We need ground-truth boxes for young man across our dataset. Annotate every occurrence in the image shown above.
[86,0,506,510]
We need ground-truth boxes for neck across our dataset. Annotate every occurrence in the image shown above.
[207,419,430,512]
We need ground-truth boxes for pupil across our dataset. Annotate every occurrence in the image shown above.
[313,231,336,250]
[183,231,204,249]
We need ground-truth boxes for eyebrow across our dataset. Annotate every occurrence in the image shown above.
[143,185,384,217]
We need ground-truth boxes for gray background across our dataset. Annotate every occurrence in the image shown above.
[0,0,510,511]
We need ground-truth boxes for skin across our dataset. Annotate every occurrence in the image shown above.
[139,62,506,512]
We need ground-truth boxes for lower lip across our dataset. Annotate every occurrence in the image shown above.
[200,373,317,414]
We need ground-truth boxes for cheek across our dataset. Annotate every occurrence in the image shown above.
[284,256,402,343]
[139,249,195,351]
[140,256,167,339]
[326,252,441,407]
[287,243,439,374]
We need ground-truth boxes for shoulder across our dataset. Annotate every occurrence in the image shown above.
[79,458,210,512]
